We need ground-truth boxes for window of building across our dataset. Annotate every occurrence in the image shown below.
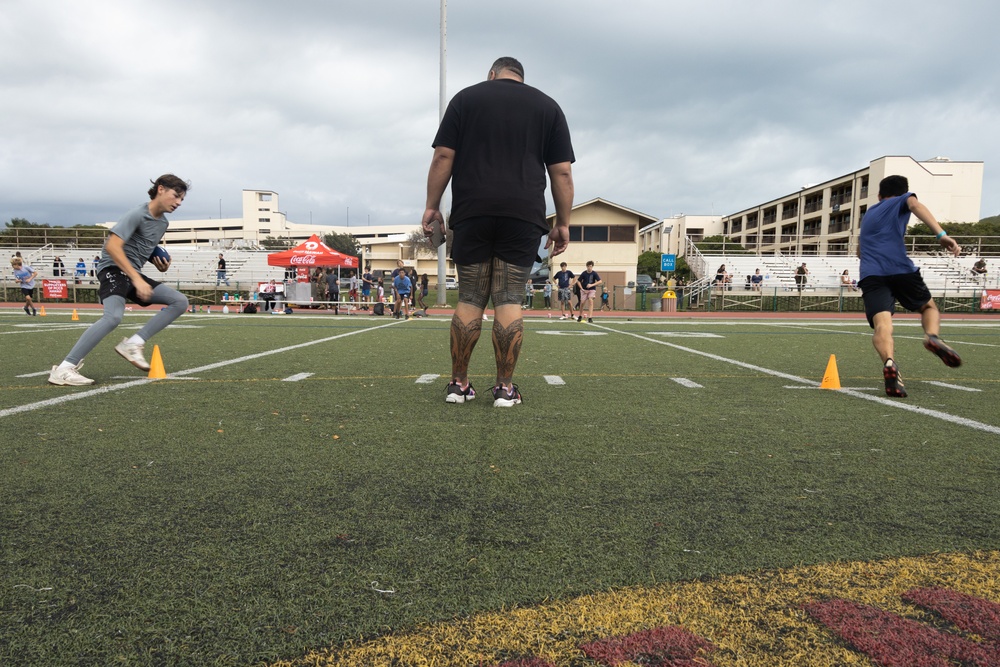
[609,225,635,242]
[828,211,851,234]
[827,238,850,255]
[762,206,777,225]
[830,183,852,207]
[583,226,608,242]
[781,200,799,220]
[569,226,582,242]
[804,192,823,214]
[259,218,271,223]
[258,193,272,202]
[803,217,822,236]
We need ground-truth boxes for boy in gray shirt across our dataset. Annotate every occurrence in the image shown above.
[48,175,191,386]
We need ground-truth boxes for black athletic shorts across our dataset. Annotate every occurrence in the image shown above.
[450,216,546,268]
[858,269,932,329]
[97,266,163,307]
[20,287,35,297]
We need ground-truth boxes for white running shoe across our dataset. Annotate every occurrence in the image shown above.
[115,338,150,371]
[48,363,94,386]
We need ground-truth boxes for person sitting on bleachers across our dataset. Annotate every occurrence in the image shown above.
[971,258,987,281]
[841,269,859,292]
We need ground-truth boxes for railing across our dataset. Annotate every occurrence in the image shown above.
[0,228,110,248]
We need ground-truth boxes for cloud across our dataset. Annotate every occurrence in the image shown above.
[2,0,998,231]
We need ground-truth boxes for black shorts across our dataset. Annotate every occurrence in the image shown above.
[858,270,932,328]
[450,216,546,268]
[21,287,35,297]
[97,266,163,307]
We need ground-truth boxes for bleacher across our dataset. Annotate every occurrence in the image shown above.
[700,254,996,291]
[13,247,288,287]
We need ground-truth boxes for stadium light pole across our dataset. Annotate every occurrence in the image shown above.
[436,0,448,306]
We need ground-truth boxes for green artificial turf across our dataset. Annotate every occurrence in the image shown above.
[0,311,998,665]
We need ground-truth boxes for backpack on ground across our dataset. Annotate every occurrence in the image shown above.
[373,302,385,316]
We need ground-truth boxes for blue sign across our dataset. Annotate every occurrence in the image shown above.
[660,254,676,272]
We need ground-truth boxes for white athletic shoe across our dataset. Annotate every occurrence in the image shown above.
[48,362,94,386]
[115,338,150,371]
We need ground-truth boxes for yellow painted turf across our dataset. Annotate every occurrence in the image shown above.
[270,550,1000,666]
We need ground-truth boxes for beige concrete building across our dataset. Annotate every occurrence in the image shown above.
[543,198,657,290]
[721,156,983,256]
[639,214,724,257]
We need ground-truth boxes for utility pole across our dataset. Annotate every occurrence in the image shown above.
[436,0,448,305]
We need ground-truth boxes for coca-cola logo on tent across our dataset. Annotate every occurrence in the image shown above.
[290,255,317,265]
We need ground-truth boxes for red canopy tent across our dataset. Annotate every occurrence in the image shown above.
[266,235,359,269]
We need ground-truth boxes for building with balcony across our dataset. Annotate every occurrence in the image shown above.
[720,156,983,256]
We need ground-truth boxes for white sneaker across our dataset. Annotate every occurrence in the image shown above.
[48,363,94,386]
[115,338,150,371]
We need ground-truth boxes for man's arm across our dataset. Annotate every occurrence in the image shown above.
[907,196,961,257]
[545,161,574,256]
[422,146,455,237]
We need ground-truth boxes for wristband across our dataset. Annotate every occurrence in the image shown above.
[936,231,947,240]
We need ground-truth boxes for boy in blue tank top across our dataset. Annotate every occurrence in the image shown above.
[857,175,962,398]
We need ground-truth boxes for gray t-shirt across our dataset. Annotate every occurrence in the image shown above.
[97,203,169,273]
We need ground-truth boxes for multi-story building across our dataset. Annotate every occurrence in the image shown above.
[638,215,724,257]
[721,156,983,256]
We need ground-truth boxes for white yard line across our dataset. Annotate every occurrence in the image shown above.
[592,322,1000,436]
[0,321,401,420]
[922,381,982,392]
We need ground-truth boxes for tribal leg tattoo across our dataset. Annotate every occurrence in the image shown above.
[450,313,482,383]
[491,316,523,387]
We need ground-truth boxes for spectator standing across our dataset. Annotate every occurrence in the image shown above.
[417,273,429,311]
[858,175,962,398]
[795,263,809,292]
[75,258,87,284]
[216,254,230,286]
[543,280,552,309]
[325,269,340,314]
[422,56,574,407]
[362,267,374,310]
[53,255,65,277]
[523,278,534,309]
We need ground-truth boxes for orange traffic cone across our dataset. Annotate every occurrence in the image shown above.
[39,306,46,316]
[71,309,79,321]
[148,345,167,379]
[820,354,841,390]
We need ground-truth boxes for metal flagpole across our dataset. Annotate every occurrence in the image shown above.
[436,0,448,305]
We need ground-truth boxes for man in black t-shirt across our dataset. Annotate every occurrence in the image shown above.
[423,56,575,408]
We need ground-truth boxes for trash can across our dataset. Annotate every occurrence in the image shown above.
[651,297,662,312]
[662,290,677,313]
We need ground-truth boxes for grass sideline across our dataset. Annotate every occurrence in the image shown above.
[1,309,998,665]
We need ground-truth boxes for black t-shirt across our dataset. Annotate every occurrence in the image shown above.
[433,79,574,231]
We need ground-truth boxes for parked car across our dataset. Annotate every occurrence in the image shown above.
[529,266,550,289]
[635,274,654,291]
[445,277,458,290]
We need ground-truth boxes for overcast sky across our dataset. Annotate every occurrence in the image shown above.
[2,0,997,231]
